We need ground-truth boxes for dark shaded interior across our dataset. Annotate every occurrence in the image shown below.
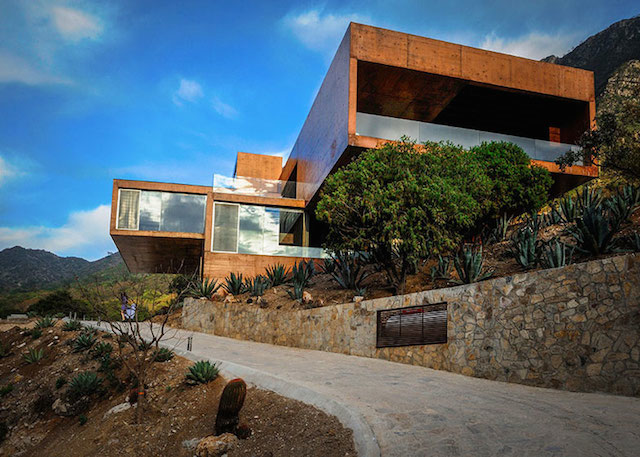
[357,61,591,144]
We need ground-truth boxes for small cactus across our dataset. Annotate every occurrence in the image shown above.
[215,378,247,436]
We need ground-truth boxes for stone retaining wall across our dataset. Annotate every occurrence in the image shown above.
[183,254,640,396]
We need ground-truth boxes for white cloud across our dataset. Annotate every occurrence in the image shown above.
[0,156,16,184]
[282,8,369,54]
[0,51,71,86]
[51,6,103,42]
[479,31,578,60]
[173,79,204,105]
[0,205,114,260]
[211,96,238,119]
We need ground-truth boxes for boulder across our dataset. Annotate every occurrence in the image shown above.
[195,433,239,457]
[302,291,313,304]
[52,398,68,415]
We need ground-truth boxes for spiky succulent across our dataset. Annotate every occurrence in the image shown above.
[23,347,44,364]
[68,372,103,399]
[34,316,55,329]
[73,332,97,352]
[152,347,174,363]
[265,263,290,286]
[186,360,219,384]
[453,244,493,284]
[188,278,221,300]
[63,320,83,332]
[245,275,270,297]
[223,272,246,295]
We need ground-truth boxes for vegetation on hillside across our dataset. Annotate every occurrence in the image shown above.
[315,139,552,293]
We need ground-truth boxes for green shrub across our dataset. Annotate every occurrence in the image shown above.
[453,245,493,284]
[245,275,270,297]
[223,272,246,295]
[91,342,113,359]
[55,377,67,389]
[541,240,574,269]
[317,139,492,293]
[79,414,88,426]
[0,384,13,397]
[265,264,289,286]
[470,141,553,223]
[63,320,83,332]
[68,372,103,399]
[24,347,44,364]
[325,251,371,290]
[152,347,174,363]
[30,328,42,340]
[27,290,88,317]
[188,278,221,300]
[186,360,219,384]
[34,316,56,329]
[73,332,97,352]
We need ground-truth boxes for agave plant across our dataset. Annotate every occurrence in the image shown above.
[576,185,603,213]
[223,272,246,295]
[553,194,578,223]
[510,227,539,269]
[245,275,270,297]
[68,372,103,399]
[23,347,44,364]
[430,254,452,280]
[568,204,622,255]
[63,320,83,332]
[152,347,174,363]
[453,244,493,284]
[606,185,640,225]
[491,213,513,242]
[326,251,371,290]
[524,211,545,233]
[188,278,221,300]
[30,328,42,339]
[289,260,315,288]
[73,332,97,353]
[91,342,113,359]
[541,239,574,269]
[287,260,315,300]
[631,232,640,252]
[34,316,55,329]
[186,360,219,384]
[265,263,290,286]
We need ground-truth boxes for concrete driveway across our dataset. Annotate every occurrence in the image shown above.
[90,322,640,457]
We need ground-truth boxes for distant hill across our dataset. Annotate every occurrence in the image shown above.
[0,246,123,293]
[542,15,640,96]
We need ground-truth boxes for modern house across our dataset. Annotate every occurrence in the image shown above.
[110,23,597,278]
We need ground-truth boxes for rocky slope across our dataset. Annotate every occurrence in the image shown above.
[543,15,640,96]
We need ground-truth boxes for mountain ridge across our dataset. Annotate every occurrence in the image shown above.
[0,246,123,293]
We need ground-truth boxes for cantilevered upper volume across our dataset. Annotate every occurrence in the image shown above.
[110,22,597,277]
[280,23,596,206]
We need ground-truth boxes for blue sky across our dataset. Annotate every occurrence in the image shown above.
[0,0,637,260]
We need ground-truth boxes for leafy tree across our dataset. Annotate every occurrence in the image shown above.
[27,290,88,317]
[556,84,640,182]
[316,138,492,294]
[470,141,553,225]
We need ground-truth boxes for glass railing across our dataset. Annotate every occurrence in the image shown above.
[356,112,582,163]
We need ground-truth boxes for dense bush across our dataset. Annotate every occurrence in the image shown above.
[470,142,553,224]
[27,290,88,317]
[317,139,501,293]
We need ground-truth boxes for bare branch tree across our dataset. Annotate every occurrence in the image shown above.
[76,261,197,422]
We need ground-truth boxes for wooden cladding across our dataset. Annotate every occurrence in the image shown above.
[376,302,447,348]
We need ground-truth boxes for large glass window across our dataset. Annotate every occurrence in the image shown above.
[238,205,264,254]
[117,189,140,230]
[213,203,238,252]
[117,189,205,234]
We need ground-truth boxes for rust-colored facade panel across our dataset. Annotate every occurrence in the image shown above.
[350,23,407,67]
[459,46,512,87]
[234,152,282,180]
[407,35,462,78]
[203,252,313,280]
